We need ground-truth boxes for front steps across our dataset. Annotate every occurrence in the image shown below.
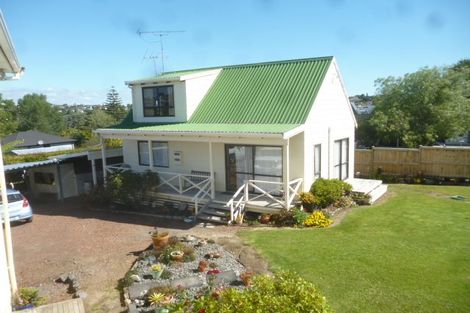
[346,178,388,204]
[196,200,231,224]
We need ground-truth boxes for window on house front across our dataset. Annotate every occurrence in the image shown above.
[314,144,321,179]
[33,172,55,185]
[142,85,175,117]
[333,138,349,180]
[138,141,169,167]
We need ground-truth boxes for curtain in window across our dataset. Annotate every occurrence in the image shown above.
[152,142,169,167]
[138,141,149,165]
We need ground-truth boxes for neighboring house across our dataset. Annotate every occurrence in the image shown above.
[97,56,385,223]
[444,132,470,147]
[2,130,76,155]
[0,9,23,312]
[4,148,123,201]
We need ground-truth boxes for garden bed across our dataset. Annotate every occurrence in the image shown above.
[123,235,247,312]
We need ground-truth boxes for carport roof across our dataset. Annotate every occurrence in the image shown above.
[3,159,58,172]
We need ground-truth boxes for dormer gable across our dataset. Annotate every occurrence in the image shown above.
[126,69,221,123]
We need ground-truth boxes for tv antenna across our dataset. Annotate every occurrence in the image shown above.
[137,29,185,73]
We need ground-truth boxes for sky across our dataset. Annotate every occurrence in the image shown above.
[0,0,469,105]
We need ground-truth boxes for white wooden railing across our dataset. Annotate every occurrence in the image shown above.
[225,178,303,223]
[105,165,214,214]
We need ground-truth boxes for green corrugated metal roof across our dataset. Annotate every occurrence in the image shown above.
[107,57,333,135]
[104,122,299,135]
[189,57,332,124]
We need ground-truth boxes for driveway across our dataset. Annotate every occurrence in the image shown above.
[10,197,247,312]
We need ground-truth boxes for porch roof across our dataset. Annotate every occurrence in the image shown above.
[97,122,301,138]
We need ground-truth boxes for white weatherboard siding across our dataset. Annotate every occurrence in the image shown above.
[132,81,186,123]
[131,70,220,123]
[123,137,289,193]
[303,60,356,190]
[184,71,220,119]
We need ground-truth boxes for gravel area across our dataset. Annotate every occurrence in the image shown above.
[10,197,268,312]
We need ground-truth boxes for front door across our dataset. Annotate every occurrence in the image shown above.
[225,145,283,192]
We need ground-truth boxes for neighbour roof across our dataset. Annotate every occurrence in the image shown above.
[3,159,58,173]
[103,56,333,136]
[2,130,76,148]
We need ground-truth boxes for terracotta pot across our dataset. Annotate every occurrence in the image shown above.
[152,232,169,250]
[259,214,271,224]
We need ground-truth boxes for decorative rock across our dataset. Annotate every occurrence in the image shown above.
[130,274,141,282]
[74,291,88,299]
[56,273,68,283]
[208,270,238,286]
[127,303,139,313]
[170,276,204,289]
[128,281,164,299]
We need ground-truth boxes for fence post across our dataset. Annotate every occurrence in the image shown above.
[370,146,375,178]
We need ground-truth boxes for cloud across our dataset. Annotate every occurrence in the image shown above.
[0,87,132,105]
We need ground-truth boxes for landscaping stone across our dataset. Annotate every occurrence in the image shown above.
[170,275,204,289]
[128,303,139,313]
[55,273,68,283]
[74,290,88,299]
[130,274,141,282]
[208,270,238,285]
[129,281,164,299]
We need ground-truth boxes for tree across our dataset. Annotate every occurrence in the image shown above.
[365,65,470,147]
[17,93,65,134]
[0,94,18,137]
[87,108,116,130]
[104,86,127,121]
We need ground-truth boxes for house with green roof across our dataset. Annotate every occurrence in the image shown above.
[96,56,374,223]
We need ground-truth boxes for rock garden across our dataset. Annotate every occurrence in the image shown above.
[122,231,249,313]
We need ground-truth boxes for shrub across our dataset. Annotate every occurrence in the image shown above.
[304,211,333,228]
[270,209,296,227]
[190,271,332,313]
[334,196,356,208]
[310,178,352,208]
[351,192,371,206]
[103,170,159,207]
[299,192,315,211]
[292,207,309,226]
[17,287,46,307]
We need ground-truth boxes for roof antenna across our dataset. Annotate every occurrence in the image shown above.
[137,29,185,74]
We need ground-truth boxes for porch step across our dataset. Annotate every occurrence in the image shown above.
[196,201,230,224]
[347,178,388,204]
[369,183,388,203]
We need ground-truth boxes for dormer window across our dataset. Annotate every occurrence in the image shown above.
[142,85,175,117]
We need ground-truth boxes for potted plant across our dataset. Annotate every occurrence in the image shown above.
[151,263,164,279]
[170,250,184,262]
[259,213,271,224]
[151,230,170,250]
[198,260,208,272]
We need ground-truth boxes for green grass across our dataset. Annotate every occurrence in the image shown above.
[241,185,470,313]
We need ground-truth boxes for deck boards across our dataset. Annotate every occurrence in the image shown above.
[16,298,85,313]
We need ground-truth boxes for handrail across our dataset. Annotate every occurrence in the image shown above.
[226,183,246,223]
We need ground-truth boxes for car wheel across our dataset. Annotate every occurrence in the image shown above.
[25,217,33,223]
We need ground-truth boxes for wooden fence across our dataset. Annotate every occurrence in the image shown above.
[355,146,470,178]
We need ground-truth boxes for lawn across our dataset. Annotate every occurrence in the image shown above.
[241,184,470,313]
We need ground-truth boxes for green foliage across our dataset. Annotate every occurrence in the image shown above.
[158,242,190,264]
[103,170,159,207]
[190,271,332,313]
[0,94,18,137]
[87,108,116,129]
[304,211,333,227]
[105,86,127,121]
[351,192,371,206]
[60,128,92,147]
[310,179,352,208]
[270,209,296,227]
[17,93,65,134]
[293,207,309,225]
[359,62,470,147]
[299,191,315,211]
[18,287,47,307]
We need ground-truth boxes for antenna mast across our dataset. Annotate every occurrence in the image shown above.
[137,30,185,73]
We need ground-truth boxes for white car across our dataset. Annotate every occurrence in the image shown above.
[0,189,33,223]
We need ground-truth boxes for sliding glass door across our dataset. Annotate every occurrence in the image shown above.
[225,145,283,192]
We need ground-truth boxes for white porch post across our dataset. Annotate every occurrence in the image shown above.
[91,159,97,186]
[208,141,215,199]
[0,141,18,298]
[283,138,290,209]
[100,137,107,185]
[148,140,154,171]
